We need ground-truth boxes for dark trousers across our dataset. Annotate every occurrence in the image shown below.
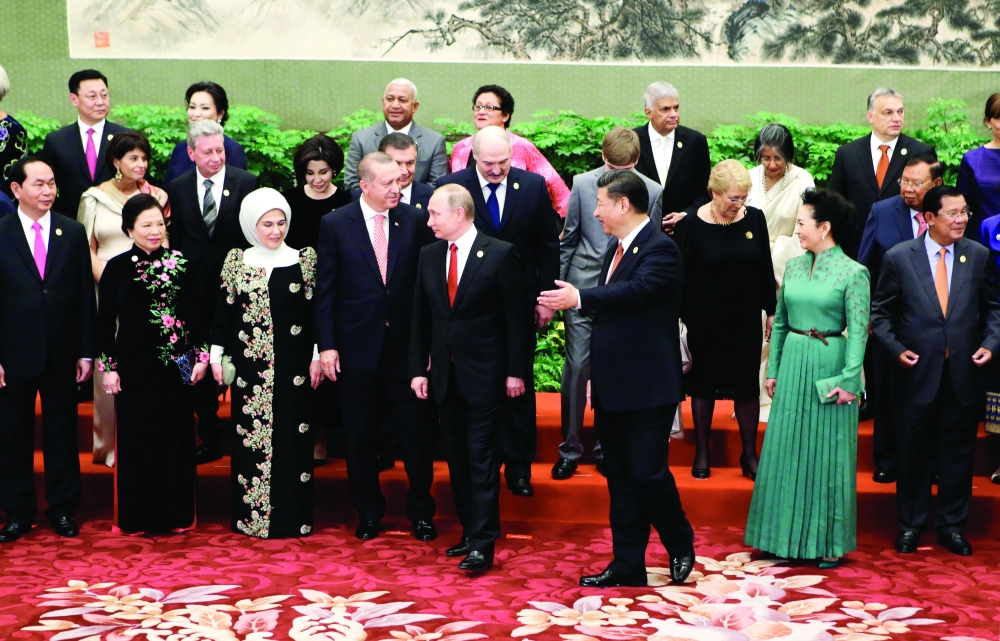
[596,400,693,576]
[193,376,221,451]
[893,365,980,535]
[338,330,436,523]
[501,329,537,480]
[0,356,81,525]
[869,340,897,470]
[439,366,502,552]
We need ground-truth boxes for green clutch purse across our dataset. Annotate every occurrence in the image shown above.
[222,355,236,386]
[815,375,843,404]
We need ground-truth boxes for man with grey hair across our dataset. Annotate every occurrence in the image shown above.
[169,119,258,464]
[632,81,710,233]
[344,79,448,191]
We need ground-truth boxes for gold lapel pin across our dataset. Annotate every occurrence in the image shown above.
[996,233,1000,241]
[107,134,114,141]
[55,228,63,236]
[223,189,230,197]
[632,246,638,254]
[677,141,683,148]
[513,183,520,190]
[960,255,967,263]
[477,250,484,257]
[746,231,753,239]
[415,203,422,209]
[900,148,908,156]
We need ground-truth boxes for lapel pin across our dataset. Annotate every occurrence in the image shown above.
[746,231,753,239]
[55,228,63,236]
[632,246,638,254]
[394,221,399,226]
[960,255,967,263]
[477,250,484,257]
[513,183,520,190]
[996,233,1000,241]
[223,189,230,197]
[416,203,422,209]
[131,255,138,262]
[677,141,683,148]
[900,148,908,156]
[107,134,114,141]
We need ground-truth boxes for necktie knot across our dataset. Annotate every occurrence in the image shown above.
[87,128,95,136]
[450,243,458,253]
[204,179,214,188]
[879,144,889,153]
[375,213,385,224]
[32,222,41,231]
[487,182,500,194]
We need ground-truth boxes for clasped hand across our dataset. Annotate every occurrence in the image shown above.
[897,348,992,369]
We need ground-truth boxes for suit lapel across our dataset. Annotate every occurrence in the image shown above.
[348,208,383,284]
[451,233,489,312]
[95,126,116,179]
[855,135,880,195]
[892,198,913,241]
[3,215,42,283]
[637,127,656,182]
[946,239,971,321]
[465,172,495,231]
[44,216,66,281]
[608,223,650,283]
[65,126,91,180]
[662,129,687,190]
[430,241,450,312]
[498,171,521,231]
[880,135,912,197]
[908,242,944,320]
[386,207,404,282]
[598,237,617,286]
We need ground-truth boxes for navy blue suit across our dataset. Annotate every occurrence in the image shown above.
[352,181,434,212]
[0,192,14,217]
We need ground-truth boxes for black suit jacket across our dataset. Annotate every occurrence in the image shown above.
[315,200,431,371]
[871,235,1000,406]
[409,232,528,405]
[351,180,434,212]
[0,211,96,377]
[579,221,684,412]
[632,124,711,216]
[857,195,916,295]
[436,167,559,300]
[828,133,932,258]
[40,121,130,217]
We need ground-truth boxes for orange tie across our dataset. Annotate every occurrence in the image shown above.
[607,242,624,283]
[935,247,948,316]
[876,144,890,189]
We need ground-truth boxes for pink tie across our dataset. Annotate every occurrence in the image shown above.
[32,222,46,279]
[85,128,97,181]
[915,212,928,237]
[373,214,388,284]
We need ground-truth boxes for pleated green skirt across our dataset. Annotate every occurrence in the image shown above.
[744,333,857,559]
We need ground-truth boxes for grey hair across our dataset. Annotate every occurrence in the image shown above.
[187,120,225,148]
[643,81,679,109]
[868,87,903,112]
[358,152,397,185]
[0,65,9,103]
[472,126,511,156]
[385,78,418,102]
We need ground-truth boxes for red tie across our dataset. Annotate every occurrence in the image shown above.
[606,242,624,283]
[875,144,889,189]
[448,243,458,307]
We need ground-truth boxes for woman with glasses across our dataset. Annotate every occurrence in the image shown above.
[675,159,776,480]
[448,84,570,217]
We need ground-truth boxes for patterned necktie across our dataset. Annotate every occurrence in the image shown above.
[31,221,46,279]
[448,243,459,307]
[85,128,97,181]
[486,183,501,228]
[915,212,928,237]
[373,213,388,285]
[935,247,948,316]
[606,242,625,283]
[875,144,890,189]
[202,179,218,236]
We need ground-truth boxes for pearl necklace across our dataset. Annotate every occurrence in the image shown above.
[761,165,790,205]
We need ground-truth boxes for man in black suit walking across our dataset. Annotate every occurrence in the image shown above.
[539,170,695,586]
[168,120,258,464]
[40,70,129,218]
[316,152,437,542]
[410,183,528,571]
[437,126,559,497]
[871,185,1000,557]
[631,81,711,234]
[0,158,96,542]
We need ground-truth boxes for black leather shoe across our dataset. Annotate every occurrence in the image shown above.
[377,456,395,472]
[595,459,605,476]
[579,568,647,588]
[195,444,222,465]
[458,550,493,571]
[445,537,471,557]
[412,520,437,541]
[691,467,710,479]
[355,520,380,540]
[0,522,29,543]
[858,398,874,421]
[670,552,695,583]
[938,532,972,556]
[551,458,577,480]
[992,466,1000,485]
[52,516,79,537]
[894,530,919,553]
[872,468,896,484]
[507,478,534,497]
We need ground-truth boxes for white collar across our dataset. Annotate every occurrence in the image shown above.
[18,208,51,231]
[924,232,954,255]
[449,224,478,251]
[400,183,413,201]
[78,118,106,133]
[359,194,389,221]
[196,165,225,185]
[618,217,650,251]
[387,121,413,136]
[476,171,507,191]
[647,121,675,142]
[871,134,899,151]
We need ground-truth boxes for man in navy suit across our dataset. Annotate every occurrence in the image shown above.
[316,152,437,542]
[437,126,560,497]
[351,134,434,213]
[539,170,695,587]
[40,70,129,218]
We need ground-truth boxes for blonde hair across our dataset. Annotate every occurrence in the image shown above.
[602,127,641,166]
[435,183,475,220]
[707,159,752,194]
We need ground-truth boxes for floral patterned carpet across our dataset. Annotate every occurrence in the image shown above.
[1,519,998,641]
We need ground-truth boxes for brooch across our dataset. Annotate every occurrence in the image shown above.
[746,231,753,239]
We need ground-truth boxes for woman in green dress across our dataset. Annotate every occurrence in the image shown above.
[745,189,870,568]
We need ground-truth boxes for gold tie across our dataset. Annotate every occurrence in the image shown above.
[935,247,948,316]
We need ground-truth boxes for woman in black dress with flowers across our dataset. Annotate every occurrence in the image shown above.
[97,195,208,534]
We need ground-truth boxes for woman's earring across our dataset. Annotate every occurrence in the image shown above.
[821,233,827,240]
[115,169,123,181]
[128,234,133,239]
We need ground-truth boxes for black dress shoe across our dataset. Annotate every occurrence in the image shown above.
[355,520,380,540]
[858,397,874,421]
[458,550,493,571]
[0,522,30,543]
[52,516,79,537]
[670,552,695,583]
[195,444,222,465]
[412,520,437,541]
[938,532,972,556]
[691,467,710,479]
[595,459,605,476]
[579,568,647,588]
[872,468,896,484]
[894,530,919,553]
[507,478,534,497]
[445,537,471,557]
[551,458,577,480]
[377,456,395,472]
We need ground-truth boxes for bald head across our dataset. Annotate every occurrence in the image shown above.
[473,126,512,184]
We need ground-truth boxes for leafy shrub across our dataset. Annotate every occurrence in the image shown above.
[534,314,566,392]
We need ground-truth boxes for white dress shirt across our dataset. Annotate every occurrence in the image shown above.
[648,122,675,185]
[359,196,391,247]
[78,118,106,152]
[196,166,226,214]
[870,134,899,174]
[577,217,650,308]
[387,121,413,136]
[399,183,413,205]
[924,233,954,293]
[476,171,507,221]
[17,209,51,255]
[445,225,478,284]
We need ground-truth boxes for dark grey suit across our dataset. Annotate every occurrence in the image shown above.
[343,122,448,190]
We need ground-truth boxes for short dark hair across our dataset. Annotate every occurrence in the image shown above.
[801,189,857,246]
[378,132,417,153]
[8,156,50,187]
[473,85,515,128]
[185,81,231,125]
[293,134,345,186]
[597,169,649,214]
[923,185,964,217]
[69,69,108,94]
[754,123,795,164]
[121,193,164,236]
[106,132,152,171]
[986,93,1000,121]
[904,150,944,181]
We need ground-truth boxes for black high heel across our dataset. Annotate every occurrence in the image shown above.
[691,467,710,479]
[740,454,758,481]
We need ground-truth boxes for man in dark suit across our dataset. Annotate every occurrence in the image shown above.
[410,183,528,571]
[858,152,943,483]
[316,152,437,542]
[871,185,1000,557]
[40,70,129,218]
[351,133,434,210]
[0,191,14,217]
[828,87,933,260]
[0,158,96,542]
[436,126,559,497]
[631,81,711,234]
[168,120,258,464]
[539,170,695,586]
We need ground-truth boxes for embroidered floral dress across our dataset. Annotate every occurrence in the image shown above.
[97,246,203,533]
[213,247,317,539]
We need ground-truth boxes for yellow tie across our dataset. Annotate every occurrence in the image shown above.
[935,247,948,316]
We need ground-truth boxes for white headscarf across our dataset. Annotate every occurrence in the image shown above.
[239,187,299,270]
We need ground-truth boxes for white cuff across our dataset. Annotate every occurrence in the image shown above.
[210,345,225,365]
[575,290,582,310]
[312,344,320,361]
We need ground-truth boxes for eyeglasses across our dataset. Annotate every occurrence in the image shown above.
[939,209,971,219]
[720,191,749,204]
[473,104,503,112]
[898,178,932,188]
